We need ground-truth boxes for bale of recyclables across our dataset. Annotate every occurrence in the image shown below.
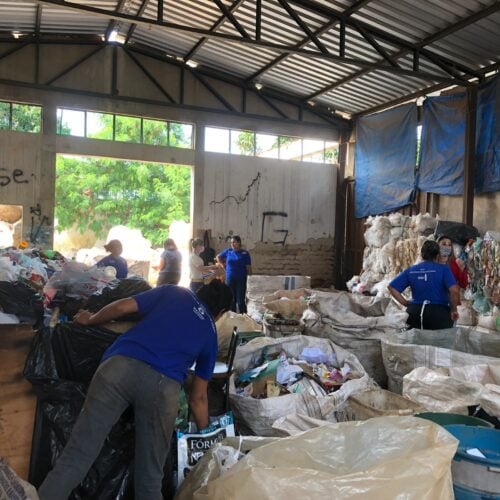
[303,290,407,387]
[246,275,311,322]
[402,365,500,417]
[382,327,500,393]
[228,335,374,436]
[175,416,457,500]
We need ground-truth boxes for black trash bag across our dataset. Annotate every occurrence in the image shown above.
[0,280,44,326]
[47,290,86,321]
[25,325,134,499]
[25,323,176,499]
[23,326,59,385]
[199,231,216,266]
[435,220,480,245]
[29,388,135,500]
[82,278,152,321]
[24,324,121,386]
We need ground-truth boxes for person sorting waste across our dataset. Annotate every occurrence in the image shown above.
[388,240,460,330]
[96,239,128,279]
[38,280,233,500]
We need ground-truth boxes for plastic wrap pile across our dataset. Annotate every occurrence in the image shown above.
[348,213,438,296]
[462,232,500,330]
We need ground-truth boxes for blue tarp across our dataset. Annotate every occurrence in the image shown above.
[355,103,417,218]
[418,93,466,195]
[476,75,500,193]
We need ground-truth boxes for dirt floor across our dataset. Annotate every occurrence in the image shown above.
[0,324,36,480]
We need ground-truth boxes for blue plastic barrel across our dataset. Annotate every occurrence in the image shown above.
[445,425,500,499]
[416,412,493,428]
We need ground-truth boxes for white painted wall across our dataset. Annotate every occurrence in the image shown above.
[201,152,337,249]
[0,131,54,246]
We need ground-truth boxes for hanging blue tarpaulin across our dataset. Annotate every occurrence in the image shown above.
[355,102,417,218]
[476,75,500,193]
[418,93,466,195]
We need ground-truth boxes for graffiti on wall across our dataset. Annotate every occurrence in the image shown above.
[29,203,51,246]
[261,211,289,246]
[209,172,261,206]
[0,168,29,187]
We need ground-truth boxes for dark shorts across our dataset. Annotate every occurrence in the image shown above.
[406,303,454,330]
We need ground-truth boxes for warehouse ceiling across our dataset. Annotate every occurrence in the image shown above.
[0,0,499,120]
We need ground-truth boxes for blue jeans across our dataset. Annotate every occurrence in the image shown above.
[38,356,180,500]
[227,275,247,314]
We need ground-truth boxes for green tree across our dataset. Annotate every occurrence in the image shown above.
[55,156,191,246]
[235,131,255,155]
[55,113,192,246]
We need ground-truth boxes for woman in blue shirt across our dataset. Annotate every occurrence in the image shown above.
[388,240,460,330]
[217,235,252,314]
[96,239,128,279]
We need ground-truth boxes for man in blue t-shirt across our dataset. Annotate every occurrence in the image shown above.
[38,280,232,500]
[388,240,460,330]
[217,235,252,314]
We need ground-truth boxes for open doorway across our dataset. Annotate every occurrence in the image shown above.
[0,204,23,249]
[54,154,192,283]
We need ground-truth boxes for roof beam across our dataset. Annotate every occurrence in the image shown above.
[353,22,399,68]
[304,2,498,101]
[105,0,127,42]
[187,68,237,112]
[258,93,289,119]
[354,61,500,117]
[127,43,348,127]
[212,0,250,39]
[44,45,105,85]
[124,48,176,103]
[24,0,457,83]
[35,4,43,36]
[183,0,245,63]
[247,0,373,82]
[276,0,329,54]
[125,0,150,45]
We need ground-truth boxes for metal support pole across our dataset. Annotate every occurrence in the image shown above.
[462,85,477,225]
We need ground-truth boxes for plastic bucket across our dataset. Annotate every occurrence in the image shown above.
[445,425,500,499]
[416,412,494,429]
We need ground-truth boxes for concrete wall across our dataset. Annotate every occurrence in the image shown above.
[200,153,337,286]
[0,44,340,283]
[434,192,499,234]
[0,130,54,246]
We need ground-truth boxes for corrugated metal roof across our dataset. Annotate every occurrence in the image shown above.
[0,0,498,117]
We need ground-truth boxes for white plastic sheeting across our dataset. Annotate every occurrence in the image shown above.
[382,327,500,393]
[403,365,500,417]
[176,416,457,500]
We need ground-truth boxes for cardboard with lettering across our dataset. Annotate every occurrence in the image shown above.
[177,412,235,487]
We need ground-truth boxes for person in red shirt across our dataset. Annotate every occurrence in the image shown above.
[437,235,468,289]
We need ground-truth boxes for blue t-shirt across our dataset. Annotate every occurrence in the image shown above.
[97,255,128,279]
[219,248,251,280]
[101,286,217,382]
[390,261,457,306]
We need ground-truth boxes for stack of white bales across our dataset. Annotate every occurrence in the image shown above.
[359,213,438,297]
